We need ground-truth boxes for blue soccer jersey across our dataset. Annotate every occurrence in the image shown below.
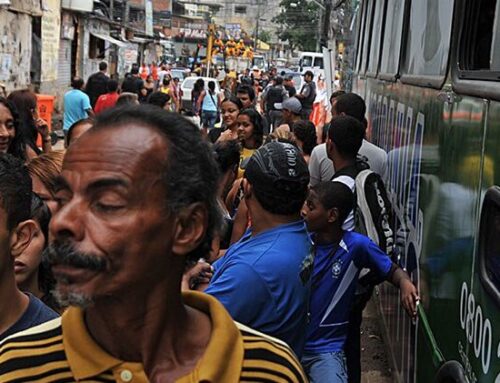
[304,231,392,353]
[206,220,313,357]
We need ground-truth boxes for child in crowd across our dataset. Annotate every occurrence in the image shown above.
[14,194,59,311]
[301,181,419,383]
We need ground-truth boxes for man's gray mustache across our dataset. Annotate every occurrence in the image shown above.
[42,241,107,271]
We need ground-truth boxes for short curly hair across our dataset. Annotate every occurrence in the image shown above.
[93,105,222,264]
[292,120,317,156]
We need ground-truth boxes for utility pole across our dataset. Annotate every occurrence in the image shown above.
[309,0,326,51]
[109,0,114,21]
[254,0,261,50]
[321,0,332,48]
[122,0,130,31]
[206,23,215,77]
[316,8,323,52]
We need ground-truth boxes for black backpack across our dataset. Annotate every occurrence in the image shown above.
[354,169,394,258]
[266,86,285,111]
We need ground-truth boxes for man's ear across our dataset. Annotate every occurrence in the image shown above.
[242,178,252,200]
[10,220,38,258]
[172,203,208,256]
[326,138,335,159]
[327,207,340,224]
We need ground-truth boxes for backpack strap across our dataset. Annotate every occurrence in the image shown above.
[355,169,380,245]
[208,91,218,111]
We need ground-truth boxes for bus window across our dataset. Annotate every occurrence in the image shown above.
[458,0,500,78]
[401,0,454,86]
[355,0,369,72]
[479,187,500,303]
[360,0,375,74]
[366,0,386,76]
[493,1,500,70]
[379,0,406,79]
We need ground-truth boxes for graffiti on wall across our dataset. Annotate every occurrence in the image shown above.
[0,11,32,91]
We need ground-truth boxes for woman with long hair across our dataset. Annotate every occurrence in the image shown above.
[7,89,51,158]
[236,107,264,178]
[0,96,28,161]
[209,96,243,143]
[192,78,205,115]
[197,80,219,132]
[224,108,265,243]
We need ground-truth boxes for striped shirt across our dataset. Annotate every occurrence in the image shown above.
[0,291,307,383]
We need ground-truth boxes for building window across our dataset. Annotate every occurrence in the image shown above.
[89,34,105,59]
[235,6,246,14]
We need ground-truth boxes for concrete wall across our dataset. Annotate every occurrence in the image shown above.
[0,10,32,92]
[81,18,111,81]
[39,0,62,99]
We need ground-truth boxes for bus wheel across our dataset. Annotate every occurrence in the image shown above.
[434,361,467,383]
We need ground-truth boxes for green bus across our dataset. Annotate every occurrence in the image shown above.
[352,0,500,382]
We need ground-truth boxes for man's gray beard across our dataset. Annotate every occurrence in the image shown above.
[52,288,94,309]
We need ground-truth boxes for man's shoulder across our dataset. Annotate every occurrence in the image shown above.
[0,316,62,347]
[311,143,327,158]
[0,318,68,380]
[236,322,308,382]
[26,293,59,323]
[73,89,89,100]
[360,139,387,160]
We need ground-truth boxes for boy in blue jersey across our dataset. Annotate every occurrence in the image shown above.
[300,181,418,383]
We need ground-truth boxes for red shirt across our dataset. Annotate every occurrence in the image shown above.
[94,92,119,114]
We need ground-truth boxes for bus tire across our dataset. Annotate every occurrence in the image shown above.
[434,361,467,383]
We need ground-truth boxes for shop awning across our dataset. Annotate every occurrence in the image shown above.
[90,32,127,47]
[130,37,155,44]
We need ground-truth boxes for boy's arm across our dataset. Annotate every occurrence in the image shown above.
[387,263,419,318]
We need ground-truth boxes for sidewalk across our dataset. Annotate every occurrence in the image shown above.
[360,298,393,383]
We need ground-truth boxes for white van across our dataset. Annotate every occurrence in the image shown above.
[299,52,324,72]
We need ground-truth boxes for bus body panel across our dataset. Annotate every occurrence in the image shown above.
[354,75,500,383]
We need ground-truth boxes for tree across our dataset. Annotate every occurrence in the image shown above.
[272,0,320,51]
[258,30,272,43]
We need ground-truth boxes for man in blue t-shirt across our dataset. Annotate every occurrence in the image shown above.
[0,155,58,342]
[300,181,418,383]
[63,77,94,132]
[205,142,313,356]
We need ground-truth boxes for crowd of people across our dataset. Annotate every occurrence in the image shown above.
[0,60,419,383]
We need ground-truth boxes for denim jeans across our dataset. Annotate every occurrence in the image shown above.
[202,110,218,129]
[301,351,348,383]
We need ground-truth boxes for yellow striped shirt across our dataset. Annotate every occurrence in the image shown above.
[0,291,307,382]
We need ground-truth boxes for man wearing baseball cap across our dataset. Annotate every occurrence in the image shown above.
[296,70,316,119]
[277,97,303,131]
[205,142,313,357]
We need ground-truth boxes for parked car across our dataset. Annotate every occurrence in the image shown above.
[180,77,221,111]
[170,68,188,81]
